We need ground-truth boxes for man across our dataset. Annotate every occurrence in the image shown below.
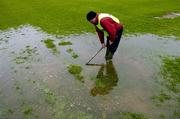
[86,11,123,61]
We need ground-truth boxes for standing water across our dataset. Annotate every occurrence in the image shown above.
[0,25,180,119]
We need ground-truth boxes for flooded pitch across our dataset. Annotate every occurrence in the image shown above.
[0,25,180,119]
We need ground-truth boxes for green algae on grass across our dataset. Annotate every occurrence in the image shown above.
[113,111,149,119]
[161,57,180,93]
[58,40,72,46]
[67,64,84,82]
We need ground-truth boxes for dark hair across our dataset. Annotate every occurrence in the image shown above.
[86,11,97,21]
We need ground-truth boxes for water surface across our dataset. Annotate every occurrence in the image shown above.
[0,25,180,119]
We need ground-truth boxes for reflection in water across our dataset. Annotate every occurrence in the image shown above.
[90,61,119,96]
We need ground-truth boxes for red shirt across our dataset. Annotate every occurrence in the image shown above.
[95,16,123,43]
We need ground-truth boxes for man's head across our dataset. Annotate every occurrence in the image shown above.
[86,11,97,24]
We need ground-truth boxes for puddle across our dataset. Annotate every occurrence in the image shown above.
[0,25,180,119]
[154,12,180,19]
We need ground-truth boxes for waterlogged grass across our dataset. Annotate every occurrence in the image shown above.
[43,88,57,105]
[161,57,180,93]
[58,40,72,46]
[1,79,94,119]
[60,111,94,119]
[0,0,179,36]
[22,106,33,116]
[68,65,82,74]
[12,80,38,119]
[151,56,180,118]
[67,64,84,82]
[66,48,79,59]
[0,109,14,117]
[39,83,93,119]
[71,52,79,59]
[43,39,59,54]
[12,46,39,64]
[0,37,8,44]
[151,91,171,103]
[113,111,149,119]
[44,39,56,48]
[66,48,73,53]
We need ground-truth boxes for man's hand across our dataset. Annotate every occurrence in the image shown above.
[102,43,106,48]
[109,41,113,45]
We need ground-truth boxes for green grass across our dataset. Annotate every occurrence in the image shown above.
[66,48,73,53]
[71,52,78,59]
[67,64,82,74]
[0,109,14,117]
[44,39,56,48]
[161,57,180,93]
[151,91,171,103]
[0,0,179,36]
[58,41,72,46]
[66,48,79,59]
[43,39,59,54]
[113,111,149,119]
[67,64,84,82]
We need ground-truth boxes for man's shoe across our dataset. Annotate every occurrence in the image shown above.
[105,51,113,61]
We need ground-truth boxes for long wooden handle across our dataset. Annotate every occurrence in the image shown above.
[86,47,103,65]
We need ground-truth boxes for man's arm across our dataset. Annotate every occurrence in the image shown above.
[96,27,106,47]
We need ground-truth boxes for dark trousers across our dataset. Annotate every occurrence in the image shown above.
[105,28,123,60]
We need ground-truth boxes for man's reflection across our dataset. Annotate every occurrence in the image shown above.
[90,61,119,96]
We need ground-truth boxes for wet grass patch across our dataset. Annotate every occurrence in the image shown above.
[71,52,79,59]
[21,104,38,119]
[44,39,56,48]
[0,109,14,117]
[66,48,79,59]
[43,88,57,105]
[113,111,149,119]
[58,40,72,46]
[0,38,8,44]
[161,57,180,93]
[22,106,33,117]
[151,56,180,118]
[14,81,23,95]
[36,81,93,118]
[151,91,171,103]
[12,46,39,64]
[66,48,73,53]
[67,64,84,82]
[43,39,59,54]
